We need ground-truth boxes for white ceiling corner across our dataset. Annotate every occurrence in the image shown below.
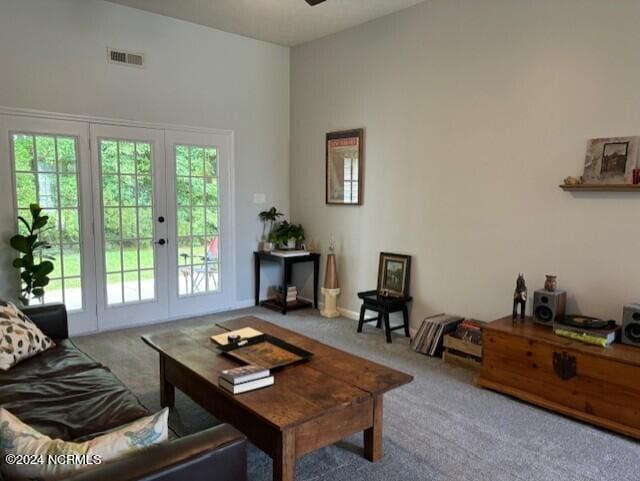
[103,0,426,47]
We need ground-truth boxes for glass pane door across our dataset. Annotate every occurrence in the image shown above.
[12,133,83,310]
[165,130,233,318]
[176,144,220,296]
[91,124,168,329]
[100,139,155,305]
[1,115,97,335]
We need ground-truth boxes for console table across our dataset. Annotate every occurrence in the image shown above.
[254,251,320,314]
[478,316,640,439]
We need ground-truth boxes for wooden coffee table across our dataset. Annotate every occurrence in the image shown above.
[142,316,413,481]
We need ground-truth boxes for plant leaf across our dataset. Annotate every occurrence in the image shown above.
[33,277,50,288]
[32,288,45,298]
[32,218,48,231]
[10,235,30,253]
[12,258,23,268]
[34,261,55,277]
[29,204,42,218]
[22,254,34,269]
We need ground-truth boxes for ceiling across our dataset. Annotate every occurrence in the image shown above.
[104,0,425,47]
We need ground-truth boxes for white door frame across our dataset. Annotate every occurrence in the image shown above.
[0,106,236,335]
[90,124,170,330]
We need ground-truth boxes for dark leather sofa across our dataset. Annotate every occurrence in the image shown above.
[0,304,247,481]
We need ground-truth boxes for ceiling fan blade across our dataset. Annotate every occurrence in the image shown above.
[305,0,327,5]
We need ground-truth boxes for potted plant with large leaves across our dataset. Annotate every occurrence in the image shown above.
[258,206,283,251]
[10,204,55,305]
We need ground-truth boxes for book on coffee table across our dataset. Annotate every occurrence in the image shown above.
[219,365,274,394]
[220,364,270,384]
[219,375,274,394]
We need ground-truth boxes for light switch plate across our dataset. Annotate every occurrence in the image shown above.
[253,193,267,204]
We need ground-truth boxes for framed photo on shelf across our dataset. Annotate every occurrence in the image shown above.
[583,136,639,184]
[377,252,411,298]
[326,129,364,205]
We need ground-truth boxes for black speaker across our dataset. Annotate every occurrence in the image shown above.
[622,303,640,346]
[533,289,566,326]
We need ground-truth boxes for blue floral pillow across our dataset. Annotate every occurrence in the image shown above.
[0,408,169,480]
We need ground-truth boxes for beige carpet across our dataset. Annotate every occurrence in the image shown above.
[74,307,638,481]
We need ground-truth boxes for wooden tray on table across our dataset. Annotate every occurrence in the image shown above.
[216,334,313,370]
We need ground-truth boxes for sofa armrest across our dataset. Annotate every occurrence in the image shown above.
[66,424,246,481]
[21,303,69,340]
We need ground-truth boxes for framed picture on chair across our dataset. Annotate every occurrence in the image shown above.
[377,253,411,298]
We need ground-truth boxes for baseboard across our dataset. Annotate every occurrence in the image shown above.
[297,295,360,321]
[297,295,319,308]
[234,298,256,309]
[73,299,258,336]
[337,306,360,320]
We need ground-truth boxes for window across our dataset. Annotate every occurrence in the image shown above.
[12,133,83,310]
[343,156,358,203]
[176,145,220,296]
[99,139,155,305]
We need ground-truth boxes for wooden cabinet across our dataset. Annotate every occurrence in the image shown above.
[477,316,640,439]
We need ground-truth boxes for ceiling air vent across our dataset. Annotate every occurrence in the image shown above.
[107,48,144,68]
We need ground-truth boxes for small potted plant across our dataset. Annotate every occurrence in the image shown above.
[258,207,283,251]
[286,223,305,249]
[10,204,55,305]
[269,221,305,249]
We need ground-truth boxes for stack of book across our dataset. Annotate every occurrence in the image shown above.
[411,313,463,357]
[285,286,297,303]
[218,365,274,394]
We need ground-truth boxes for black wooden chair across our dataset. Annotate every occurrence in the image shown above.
[357,290,412,343]
[357,253,412,343]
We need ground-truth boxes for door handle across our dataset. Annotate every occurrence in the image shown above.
[155,239,167,246]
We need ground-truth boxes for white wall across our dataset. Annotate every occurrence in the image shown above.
[0,0,290,304]
[291,0,640,327]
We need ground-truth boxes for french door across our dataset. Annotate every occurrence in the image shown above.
[1,112,234,334]
[90,125,169,329]
[164,130,234,318]
[0,115,97,335]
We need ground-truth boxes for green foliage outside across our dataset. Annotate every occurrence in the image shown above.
[12,136,220,289]
[14,135,79,245]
